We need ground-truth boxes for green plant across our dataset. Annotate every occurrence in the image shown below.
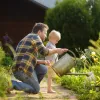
[0,46,13,71]
[55,63,100,100]
[75,48,100,71]
[1,55,13,68]
[0,67,12,97]
[0,47,5,64]
[89,36,100,62]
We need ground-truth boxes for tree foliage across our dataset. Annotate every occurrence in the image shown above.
[45,0,100,53]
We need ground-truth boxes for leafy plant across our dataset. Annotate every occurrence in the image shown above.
[54,61,100,100]
[0,47,5,64]
[1,55,13,69]
[0,67,12,97]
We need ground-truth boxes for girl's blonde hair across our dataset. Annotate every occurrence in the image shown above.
[49,30,61,40]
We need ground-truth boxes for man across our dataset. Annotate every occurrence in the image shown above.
[12,23,68,94]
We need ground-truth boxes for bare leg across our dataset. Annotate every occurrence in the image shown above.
[47,74,56,93]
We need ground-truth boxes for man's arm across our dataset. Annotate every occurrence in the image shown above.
[31,35,68,56]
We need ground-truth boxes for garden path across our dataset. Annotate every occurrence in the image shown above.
[7,77,77,100]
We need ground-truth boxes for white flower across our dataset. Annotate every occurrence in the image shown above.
[80,55,86,60]
[91,51,96,56]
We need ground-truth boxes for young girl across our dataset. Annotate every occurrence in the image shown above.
[45,30,61,93]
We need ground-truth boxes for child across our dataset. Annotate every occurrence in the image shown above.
[45,30,61,93]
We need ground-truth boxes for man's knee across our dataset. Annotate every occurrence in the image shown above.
[25,84,40,94]
[32,86,40,94]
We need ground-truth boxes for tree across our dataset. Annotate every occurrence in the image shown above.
[45,0,100,54]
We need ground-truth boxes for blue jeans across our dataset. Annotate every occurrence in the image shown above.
[12,64,47,94]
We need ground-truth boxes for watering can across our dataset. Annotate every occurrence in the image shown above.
[51,50,92,77]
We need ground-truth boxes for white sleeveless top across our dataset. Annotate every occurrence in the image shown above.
[45,41,58,63]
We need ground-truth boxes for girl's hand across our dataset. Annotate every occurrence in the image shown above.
[56,48,68,55]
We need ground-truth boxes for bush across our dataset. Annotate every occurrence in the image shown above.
[2,55,13,68]
[0,46,13,70]
[0,67,12,97]
[0,45,12,97]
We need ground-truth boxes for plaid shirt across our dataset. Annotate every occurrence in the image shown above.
[13,33,49,76]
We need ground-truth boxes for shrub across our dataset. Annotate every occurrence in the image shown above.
[1,55,13,69]
[0,67,12,97]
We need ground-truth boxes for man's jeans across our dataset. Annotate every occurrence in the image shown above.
[12,64,47,94]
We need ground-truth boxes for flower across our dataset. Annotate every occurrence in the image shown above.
[93,58,98,63]
[80,55,86,60]
[91,52,96,57]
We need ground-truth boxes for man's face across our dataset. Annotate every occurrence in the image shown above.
[40,28,47,41]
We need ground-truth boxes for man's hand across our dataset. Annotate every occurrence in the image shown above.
[44,60,51,66]
[37,60,51,66]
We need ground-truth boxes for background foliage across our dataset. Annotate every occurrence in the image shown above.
[45,0,100,54]
[0,47,12,97]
